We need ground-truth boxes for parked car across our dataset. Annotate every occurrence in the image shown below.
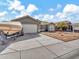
[0,21,24,36]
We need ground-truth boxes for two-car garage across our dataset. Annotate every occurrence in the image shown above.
[12,15,40,34]
[23,24,38,33]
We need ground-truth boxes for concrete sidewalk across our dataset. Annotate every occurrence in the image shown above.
[0,34,79,59]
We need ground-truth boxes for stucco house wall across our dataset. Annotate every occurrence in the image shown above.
[11,15,41,33]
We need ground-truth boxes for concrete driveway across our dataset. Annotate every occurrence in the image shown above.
[0,33,40,53]
[0,34,79,59]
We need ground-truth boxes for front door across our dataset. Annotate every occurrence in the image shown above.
[45,25,48,31]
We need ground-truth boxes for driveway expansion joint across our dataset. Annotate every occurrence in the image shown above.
[35,39,59,57]
[55,47,79,58]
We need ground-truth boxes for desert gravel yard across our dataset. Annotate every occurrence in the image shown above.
[41,31,79,42]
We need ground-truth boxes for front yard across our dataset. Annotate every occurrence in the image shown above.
[41,31,79,42]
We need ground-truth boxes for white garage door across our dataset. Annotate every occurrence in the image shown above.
[23,24,38,33]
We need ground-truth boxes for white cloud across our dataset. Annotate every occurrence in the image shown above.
[63,4,79,13]
[43,14,53,21]
[0,11,8,17]
[15,11,27,18]
[8,0,25,11]
[56,12,66,19]
[0,11,8,22]
[26,4,38,14]
[34,14,54,21]
[34,14,42,19]
[11,11,16,14]
[8,0,28,18]
[0,17,8,22]
[48,8,54,11]
[55,4,79,23]
[16,4,38,18]
[15,14,24,18]
[8,0,38,18]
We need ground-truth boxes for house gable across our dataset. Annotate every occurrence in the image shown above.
[11,15,40,24]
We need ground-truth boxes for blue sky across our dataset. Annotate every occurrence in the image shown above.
[0,0,79,23]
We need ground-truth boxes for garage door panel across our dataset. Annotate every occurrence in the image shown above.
[23,24,37,33]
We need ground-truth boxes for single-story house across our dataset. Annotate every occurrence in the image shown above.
[48,23,55,31]
[11,15,40,33]
[40,21,55,32]
[74,23,79,32]
[40,21,49,32]
[11,15,55,33]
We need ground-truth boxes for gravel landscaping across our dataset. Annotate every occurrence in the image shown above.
[41,31,79,42]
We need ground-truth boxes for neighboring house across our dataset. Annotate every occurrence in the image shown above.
[48,23,55,31]
[74,23,79,32]
[40,21,49,32]
[40,21,55,32]
[11,15,40,33]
